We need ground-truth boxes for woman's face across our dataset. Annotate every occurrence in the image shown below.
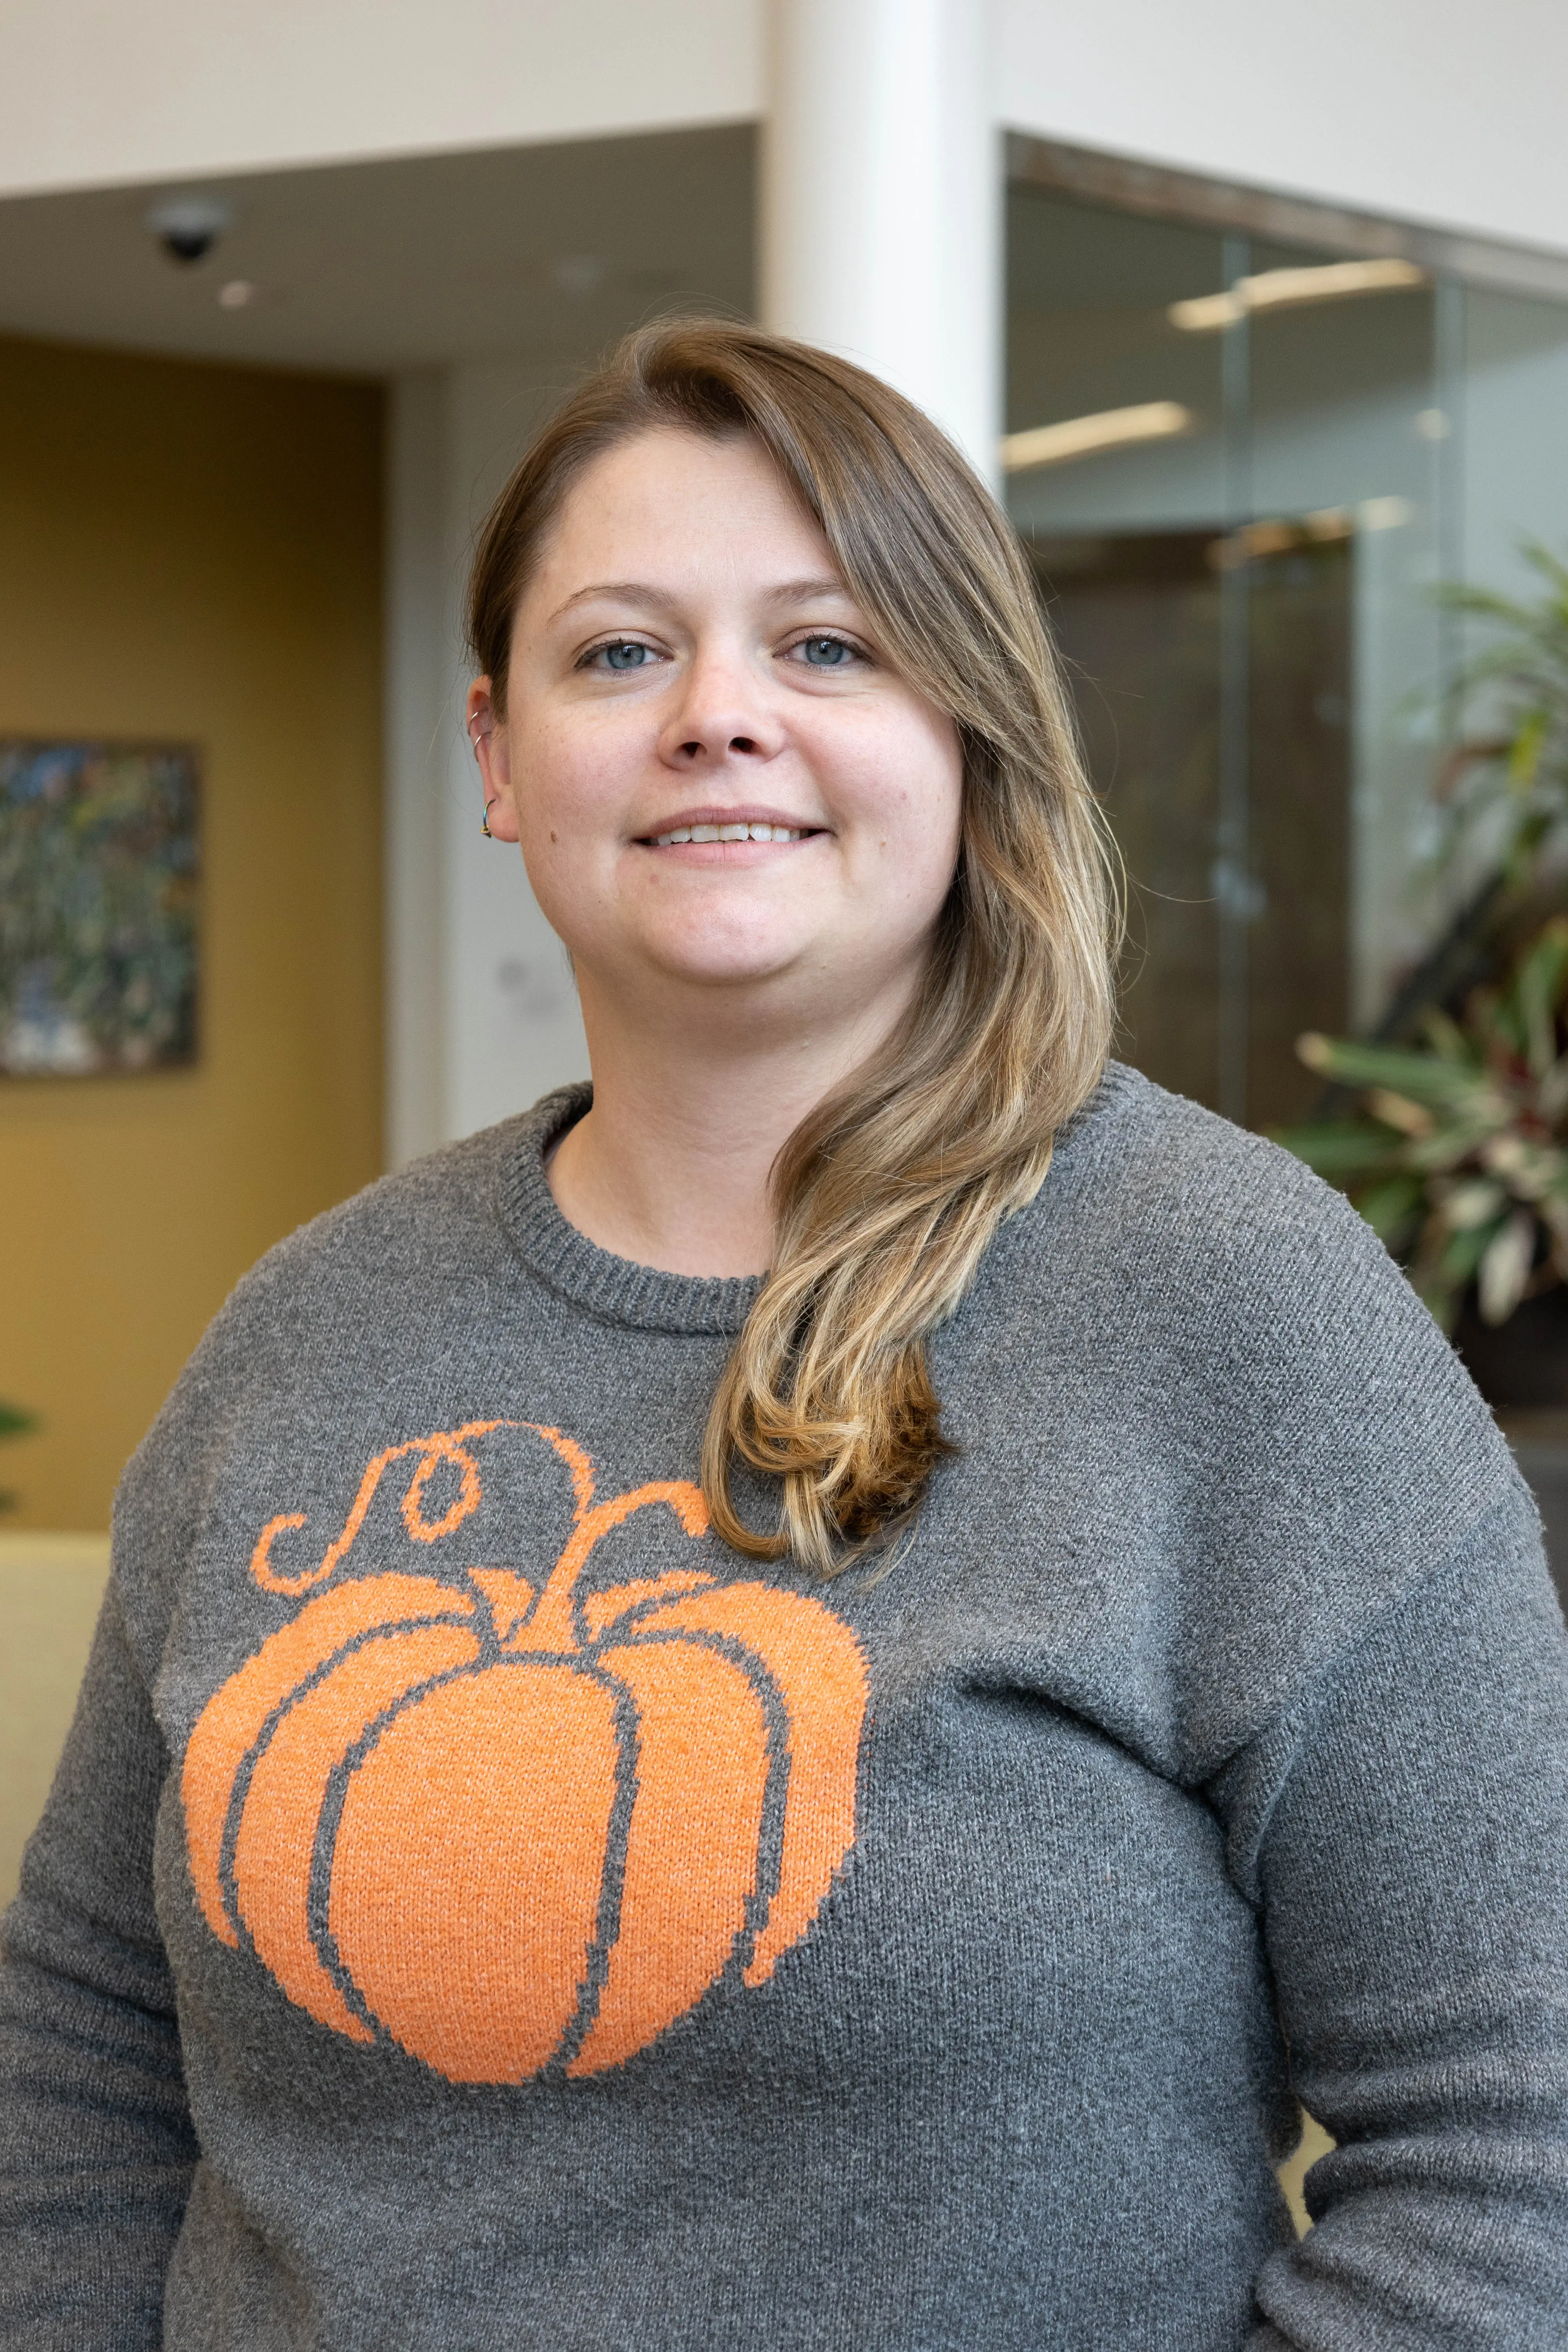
[472,427,964,1037]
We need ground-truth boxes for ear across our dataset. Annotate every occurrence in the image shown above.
[465,679,521,844]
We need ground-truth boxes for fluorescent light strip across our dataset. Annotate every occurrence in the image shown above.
[1001,400,1195,474]
[1169,257,1427,333]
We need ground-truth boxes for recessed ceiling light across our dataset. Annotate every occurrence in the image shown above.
[217,280,257,310]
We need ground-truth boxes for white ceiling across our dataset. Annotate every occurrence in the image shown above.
[0,125,756,377]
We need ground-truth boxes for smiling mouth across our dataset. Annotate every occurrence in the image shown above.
[644,820,817,847]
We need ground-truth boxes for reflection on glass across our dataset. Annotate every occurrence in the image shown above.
[1006,182,1568,1131]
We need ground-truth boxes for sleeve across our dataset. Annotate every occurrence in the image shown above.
[1229,1481,1568,2349]
[0,1573,198,2349]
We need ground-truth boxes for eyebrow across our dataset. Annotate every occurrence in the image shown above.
[545,575,853,625]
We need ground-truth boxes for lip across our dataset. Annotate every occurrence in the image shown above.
[632,804,828,843]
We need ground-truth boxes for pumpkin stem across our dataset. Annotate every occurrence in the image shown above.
[523,1481,711,1650]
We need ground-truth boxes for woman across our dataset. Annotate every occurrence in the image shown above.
[2,321,1565,2350]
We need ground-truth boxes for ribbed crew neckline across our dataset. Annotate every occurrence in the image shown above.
[494,1063,1133,1339]
[495,1084,764,1337]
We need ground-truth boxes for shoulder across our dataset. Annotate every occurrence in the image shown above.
[220,1107,546,1333]
[960,1064,1529,1746]
[143,1090,573,1401]
[1016,1061,1471,1392]
[109,1096,568,1661]
[1046,1058,1388,1270]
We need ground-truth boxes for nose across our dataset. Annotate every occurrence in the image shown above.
[656,645,786,770]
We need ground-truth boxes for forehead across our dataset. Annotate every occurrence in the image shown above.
[532,426,840,593]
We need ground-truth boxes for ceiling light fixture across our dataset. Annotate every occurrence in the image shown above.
[217,279,257,310]
[1001,400,1196,474]
[1169,256,1427,333]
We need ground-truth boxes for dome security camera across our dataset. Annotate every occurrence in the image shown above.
[145,196,233,267]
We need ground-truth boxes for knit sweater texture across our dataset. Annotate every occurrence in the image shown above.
[2,1065,1566,2349]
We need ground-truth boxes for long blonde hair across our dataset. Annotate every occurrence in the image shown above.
[467,319,1119,1573]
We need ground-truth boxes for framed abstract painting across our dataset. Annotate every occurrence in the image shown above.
[0,738,200,1076]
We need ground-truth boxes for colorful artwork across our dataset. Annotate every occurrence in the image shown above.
[0,739,199,1076]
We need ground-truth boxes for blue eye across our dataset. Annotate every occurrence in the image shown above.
[799,635,854,667]
[599,641,652,670]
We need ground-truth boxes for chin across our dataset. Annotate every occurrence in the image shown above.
[641,914,814,989]
[651,948,803,993]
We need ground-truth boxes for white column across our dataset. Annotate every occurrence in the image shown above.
[383,356,591,1167]
[384,370,449,1170]
[440,357,591,1145]
[760,0,1001,485]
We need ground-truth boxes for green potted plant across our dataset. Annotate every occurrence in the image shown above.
[1279,544,1568,1402]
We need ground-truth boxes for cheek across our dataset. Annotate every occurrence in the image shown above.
[853,719,964,906]
[508,717,574,824]
[500,725,597,949]
[508,712,628,851]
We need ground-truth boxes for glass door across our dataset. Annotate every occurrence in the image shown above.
[1005,182,1568,1130]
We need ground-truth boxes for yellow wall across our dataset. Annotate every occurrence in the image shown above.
[0,335,384,1530]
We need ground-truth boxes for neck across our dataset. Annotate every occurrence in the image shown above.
[548,969,913,1278]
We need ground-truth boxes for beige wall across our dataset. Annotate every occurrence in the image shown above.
[0,333,384,1532]
[0,1533,109,1905]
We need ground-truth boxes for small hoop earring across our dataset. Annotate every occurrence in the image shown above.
[472,722,496,835]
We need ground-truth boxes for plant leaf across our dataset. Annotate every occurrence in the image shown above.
[1296,1034,1484,1102]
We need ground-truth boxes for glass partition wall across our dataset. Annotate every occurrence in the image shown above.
[1005,181,1568,1129]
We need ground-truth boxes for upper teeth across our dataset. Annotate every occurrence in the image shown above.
[652,822,809,846]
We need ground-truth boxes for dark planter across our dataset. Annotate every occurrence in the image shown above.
[1453,1286,1568,1411]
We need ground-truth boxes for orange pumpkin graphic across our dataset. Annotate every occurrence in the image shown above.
[181,1420,868,2084]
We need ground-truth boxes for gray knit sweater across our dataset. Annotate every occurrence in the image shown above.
[3,1065,1566,2349]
